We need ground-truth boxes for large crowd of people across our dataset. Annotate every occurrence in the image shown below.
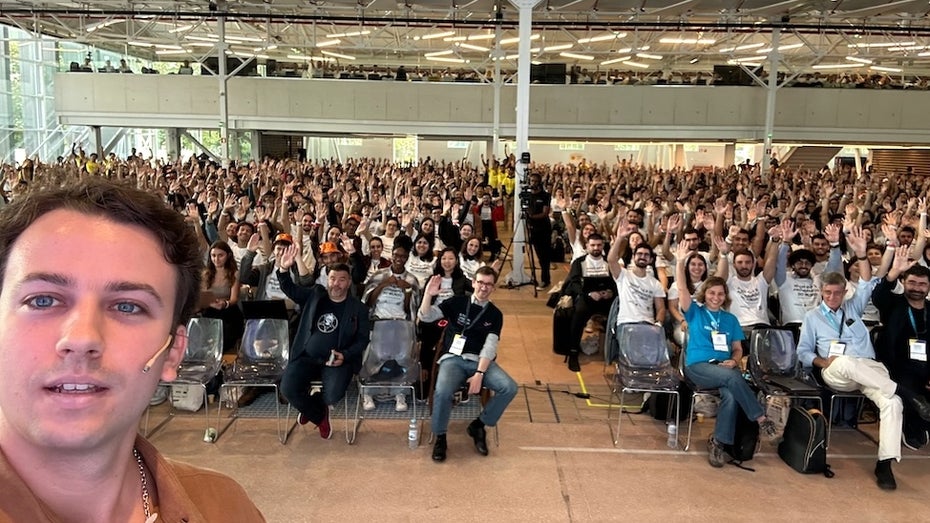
[3,146,930,488]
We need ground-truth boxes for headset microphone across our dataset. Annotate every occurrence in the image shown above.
[142,334,176,374]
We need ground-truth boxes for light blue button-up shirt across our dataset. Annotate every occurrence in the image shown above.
[797,277,879,367]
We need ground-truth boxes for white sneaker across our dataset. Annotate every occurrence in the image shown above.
[395,393,408,412]
[362,394,376,411]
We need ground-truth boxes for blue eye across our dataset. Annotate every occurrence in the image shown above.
[28,295,57,308]
[114,302,143,314]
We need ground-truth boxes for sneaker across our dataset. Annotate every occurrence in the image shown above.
[362,394,376,411]
[759,418,780,443]
[707,436,729,468]
[395,393,408,412]
[318,409,332,440]
[902,429,928,451]
[297,412,310,425]
[309,385,322,396]
[875,458,897,490]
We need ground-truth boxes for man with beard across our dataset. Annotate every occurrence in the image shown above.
[562,233,620,372]
[727,240,778,340]
[872,247,930,451]
[809,233,833,278]
[606,223,666,329]
[774,221,843,337]
[278,256,370,440]
[798,227,930,491]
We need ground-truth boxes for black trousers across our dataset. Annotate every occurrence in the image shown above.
[529,225,552,286]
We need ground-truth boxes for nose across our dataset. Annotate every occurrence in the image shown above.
[55,297,104,360]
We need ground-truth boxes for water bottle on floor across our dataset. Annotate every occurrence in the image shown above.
[408,419,418,449]
[667,422,678,449]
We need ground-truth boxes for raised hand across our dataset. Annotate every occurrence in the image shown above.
[846,226,867,256]
[824,223,841,245]
[247,232,261,253]
[279,244,298,270]
[340,233,356,255]
[712,234,729,255]
[425,275,442,297]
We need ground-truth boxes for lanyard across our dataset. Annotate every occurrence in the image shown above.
[704,307,721,331]
[908,306,928,338]
[461,298,489,335]
[821,303,845,338]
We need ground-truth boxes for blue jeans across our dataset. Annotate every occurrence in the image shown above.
[281,355,353,425]
[431,356,518,435]
[685,362,763,445]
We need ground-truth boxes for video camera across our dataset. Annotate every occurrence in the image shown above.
[518,152,532,213]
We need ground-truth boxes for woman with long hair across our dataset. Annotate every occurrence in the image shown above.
[675,240,776,468]
[668,243,728,348]
[419,247,473,396]
[406,233,436,288]
[202,240,244,353]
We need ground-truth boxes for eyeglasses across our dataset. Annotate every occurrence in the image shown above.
[474,280,495,287]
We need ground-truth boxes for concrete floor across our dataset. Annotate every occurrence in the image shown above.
[146,261,930,522]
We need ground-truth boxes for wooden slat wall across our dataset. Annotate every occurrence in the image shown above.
[871,150,930,177]
[259,134,303,160]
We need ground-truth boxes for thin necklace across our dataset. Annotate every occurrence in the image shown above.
[132,447,158,523]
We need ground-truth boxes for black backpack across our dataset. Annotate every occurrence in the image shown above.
[724,409,759,470]
[778,406,835,477]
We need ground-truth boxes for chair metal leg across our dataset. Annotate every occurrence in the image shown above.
[685,395,698,451]
[614,389,625,447]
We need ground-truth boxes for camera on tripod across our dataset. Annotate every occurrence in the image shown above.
[518,152,532,214]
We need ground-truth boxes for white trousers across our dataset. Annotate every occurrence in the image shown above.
[822,356,902,461]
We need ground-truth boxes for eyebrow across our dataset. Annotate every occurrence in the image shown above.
[19,272,164,306]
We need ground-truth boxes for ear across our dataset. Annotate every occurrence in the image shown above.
[159,324,188,382]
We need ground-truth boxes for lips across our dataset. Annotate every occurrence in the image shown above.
[48,383,106,394]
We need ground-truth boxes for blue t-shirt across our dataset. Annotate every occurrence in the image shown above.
[684,300,744,366]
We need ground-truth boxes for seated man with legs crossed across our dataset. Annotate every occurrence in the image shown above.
[419,267,518,462]
[797,227,930,490]
[277,246,371,440]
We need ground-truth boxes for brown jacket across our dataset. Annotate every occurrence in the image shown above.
[0,436,265,522]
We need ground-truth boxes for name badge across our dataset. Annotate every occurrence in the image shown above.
[711,331,728,352]
[450,334,467,355]
[828,341,846,357]
[909,339,927,362]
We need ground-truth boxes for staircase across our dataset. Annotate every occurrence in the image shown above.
[778,146,842,172]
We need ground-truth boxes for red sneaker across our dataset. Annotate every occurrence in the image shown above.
[297,412,310,426]
[318,409,332,440]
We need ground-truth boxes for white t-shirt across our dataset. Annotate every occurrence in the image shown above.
[778,273,821,324]
[614,269,665,324]
[231,243,264,267]
[364,269,421,320]
[405,256,436,288]
[727,275,770,326]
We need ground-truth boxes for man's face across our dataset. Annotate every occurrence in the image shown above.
[821,283,846,310]
[0,210,185,451]
[734,253,755,278]
[903,275,930,303]
[811,238,830,257]
[792,259,812,278]
[731,232,750,252]
[321,251,340,268]
[301,215,314,232]
[626,211,643,226]
[473,274,496,302]
[586,239,604,258]
[633,248,652,268]
[898,230,915,247]
[225,222,238,238]
[867,247,883,267]
[236,224,253,244]
[683,233,700,251]
[327,270,351,302]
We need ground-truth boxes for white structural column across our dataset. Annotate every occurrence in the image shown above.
[504,0,542,285]
[761,27,780,177]
[217,15,230,167]
[489,21,503,158]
